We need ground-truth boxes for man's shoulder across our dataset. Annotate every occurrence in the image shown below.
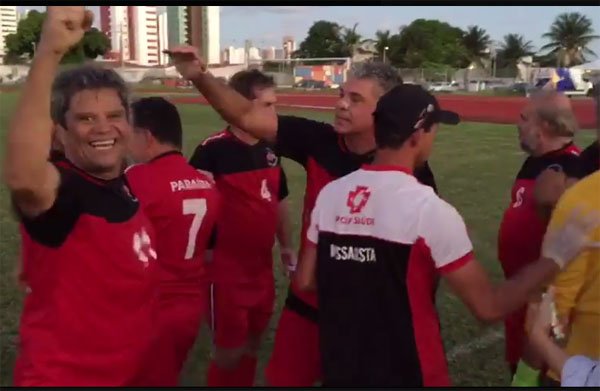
[200,130,231,147]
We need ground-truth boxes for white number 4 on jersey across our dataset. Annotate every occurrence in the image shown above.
[261,179,272,202]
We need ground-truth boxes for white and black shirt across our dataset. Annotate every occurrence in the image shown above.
[307,164,473,387]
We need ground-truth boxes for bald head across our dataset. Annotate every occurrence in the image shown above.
[528,90,578,138]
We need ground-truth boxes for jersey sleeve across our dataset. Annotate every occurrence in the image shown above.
[275,115,335,166]
[557,152,584,179]
[278,166,289,201]
[306,190,326,245]
[546,183,590,318]
[16,164,81,248]
[419,197,474,274]
[189,142,216,173]
[414,161,437,193]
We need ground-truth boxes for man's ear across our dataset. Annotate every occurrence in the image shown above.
[407,128,425,147]
[53,124,67,148]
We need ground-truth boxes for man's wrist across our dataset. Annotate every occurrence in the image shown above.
[33,45,65,63]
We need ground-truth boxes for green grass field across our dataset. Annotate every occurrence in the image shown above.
[0,91,595,386]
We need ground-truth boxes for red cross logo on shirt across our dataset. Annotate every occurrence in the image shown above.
[347,186,371,214]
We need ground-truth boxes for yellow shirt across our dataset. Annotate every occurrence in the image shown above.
[547,171,600,379]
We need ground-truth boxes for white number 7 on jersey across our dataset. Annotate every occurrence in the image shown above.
[183,198,207,260]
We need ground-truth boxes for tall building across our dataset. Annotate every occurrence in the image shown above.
[129,6,159,65]
[262,47,276,61]
[0,6,18,58]
[157,9,169,65]
[166,6,221,64]
[223,46,245,65]
[204,6,220,65]
[166,6,187,49]
[100,6,131,62]
[100,6,168,66]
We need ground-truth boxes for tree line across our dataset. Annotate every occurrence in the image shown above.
[3,10,110,64]
[293,12,598,70]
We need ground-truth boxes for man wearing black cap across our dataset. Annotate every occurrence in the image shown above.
[294,84,597,386]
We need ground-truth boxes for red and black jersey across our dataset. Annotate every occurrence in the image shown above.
[497,143,580,365]
[14,160,158,386]
[126,151,220,294]
[274,115,437,314]
[189,129,288,284]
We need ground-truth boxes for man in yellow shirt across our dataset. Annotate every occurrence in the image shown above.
[543,170,600,385]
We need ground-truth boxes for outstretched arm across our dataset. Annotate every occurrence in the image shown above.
[166,46,278,143]
[3,6,93,217]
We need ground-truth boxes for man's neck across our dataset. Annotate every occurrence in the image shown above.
[371,147,416,172]
[532,137,572,157]
[229,126,259,145]
[343,131,376,155]
[147,144,180,162]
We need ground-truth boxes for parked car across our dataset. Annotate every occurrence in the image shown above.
[428,81,459,93]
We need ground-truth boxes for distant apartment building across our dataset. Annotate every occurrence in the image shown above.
[223,46,246,65]
[0,6,18,58]
[282,36,296,59]
[100,5,168,66]
[262,47,276,60]
[167,6,220,65]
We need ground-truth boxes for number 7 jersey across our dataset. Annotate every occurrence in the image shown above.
[126,151,220,293]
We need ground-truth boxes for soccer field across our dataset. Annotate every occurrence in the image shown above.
[0,91,595,386]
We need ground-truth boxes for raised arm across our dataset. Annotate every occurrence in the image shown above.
[166,46,278,143]
[2,7,93,217]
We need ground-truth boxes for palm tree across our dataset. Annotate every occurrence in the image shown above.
[375,29,391,61]
[462,25,491,90]
[340,23,363,57]
[541,12,599,67]
[497,34,535,69]
[462,25,491,68]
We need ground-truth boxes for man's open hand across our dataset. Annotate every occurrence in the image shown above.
[164,45,208,80]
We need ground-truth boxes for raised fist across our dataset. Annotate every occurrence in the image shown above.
[164,45,208,80]
[38,6,94,56]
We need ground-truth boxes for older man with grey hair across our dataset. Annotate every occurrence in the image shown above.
[167,46,438,386]
[497,89,582,378]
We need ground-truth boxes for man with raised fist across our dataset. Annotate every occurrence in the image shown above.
[4,7,158,386]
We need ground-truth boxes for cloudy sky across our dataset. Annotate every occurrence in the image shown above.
[19,5,600,56]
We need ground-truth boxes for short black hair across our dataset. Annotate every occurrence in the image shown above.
[131,97,183,149]
[229,69,275,99]
[51,65,129,128]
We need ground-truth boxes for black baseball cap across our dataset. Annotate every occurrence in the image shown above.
[373,84,460,139]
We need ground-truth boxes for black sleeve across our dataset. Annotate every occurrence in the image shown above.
[278,166,289,201]
[415,161,438,194]
[17,165,81,248]
[275,115,335,166]
[189,142,215,172]
[575,141,599,179]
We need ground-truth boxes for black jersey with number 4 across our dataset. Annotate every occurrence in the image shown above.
[189,129,288,283]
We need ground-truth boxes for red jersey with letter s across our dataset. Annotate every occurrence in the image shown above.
[189,129,288,284]
[497,143,580,365]
[14,160,158,386]
[126,151,220,294]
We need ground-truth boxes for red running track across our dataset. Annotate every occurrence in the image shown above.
[171,93,598,129]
